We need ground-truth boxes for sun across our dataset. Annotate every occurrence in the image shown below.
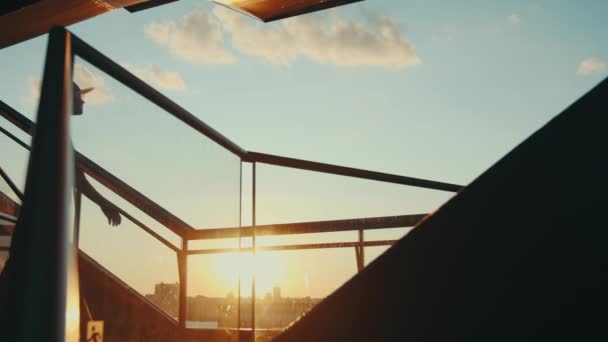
[211,251,285,297]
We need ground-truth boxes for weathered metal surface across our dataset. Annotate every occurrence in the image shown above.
[76,152,195,237]
[187,240,396,255]
[177,240,188,329]
[71,34,248,158]
[124,0,178,12]
[243,151,464,192]
[0,0,146,49]
[0,167,23,200]
[186,214,427,240]
[214,0,364,22]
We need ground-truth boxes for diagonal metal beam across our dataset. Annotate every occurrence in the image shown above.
[0,100,195,237]
[243,151,464,192]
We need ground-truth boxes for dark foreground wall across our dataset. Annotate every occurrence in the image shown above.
[80,253,241,342]
[79,252,181,341]
[275,79,608,342]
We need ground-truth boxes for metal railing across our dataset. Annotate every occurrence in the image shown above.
[0,26,464,341]
[0,166,24,201]
[4,28,79,341]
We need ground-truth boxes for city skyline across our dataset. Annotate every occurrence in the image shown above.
[146,281,323,329]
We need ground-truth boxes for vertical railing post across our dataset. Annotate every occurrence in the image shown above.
[237,162,242,339]
[356,229,364,272]
[354,246,361,272]
[73,189,82,249]
[178,239,188,329]
[251,162,256,342]
[8,27,79,341]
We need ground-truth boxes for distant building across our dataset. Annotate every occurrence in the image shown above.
[146,282,179,318]
[145,283,322,329]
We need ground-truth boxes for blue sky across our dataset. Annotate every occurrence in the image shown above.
[1,0,607,299]
[2,0,607,184]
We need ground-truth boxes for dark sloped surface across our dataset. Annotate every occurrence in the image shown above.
[275,79,608,342]
[79,251,179,340]
[80,252,241,341]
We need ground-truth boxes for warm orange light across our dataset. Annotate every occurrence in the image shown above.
[212,251,285,297]
[213,0,364,22]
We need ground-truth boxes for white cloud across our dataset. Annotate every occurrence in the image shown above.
[147,65,187,91]
[577,57,607,76]
[123,63,187,91]
[25,64,115,105]
[145,6,420,69]
[145,8,236,64]
[145,21,171,45]
[213,6,420,68]
[27,77,42,103]
[73,64,116,105]
[507,14,521,25]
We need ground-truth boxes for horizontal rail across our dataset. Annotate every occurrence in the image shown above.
[0,175,178,254]
[243,151,464,192]
[186,214,426,240]
[0,100,32,133]
[0,125,30,151]
[116,208,181,253]
[187,240,397,255]
[76,152,194,236]
[0,212,17,224]
[70,34,247,158]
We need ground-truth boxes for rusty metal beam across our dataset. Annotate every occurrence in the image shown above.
[0,125,30,152]
[187,240,396,255]
[125,0,178,12]
[213,0,364,23]
[177,240,188,329]
[186,214,426,240]
[71,34,247,158]
[243,151,464,192]
[76,152,194,236]
[0,166,24,201]
[0,100,34,133]
[0,0,146,49]
[117,208,180,253]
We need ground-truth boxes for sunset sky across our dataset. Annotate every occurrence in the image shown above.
[1,0,607,304]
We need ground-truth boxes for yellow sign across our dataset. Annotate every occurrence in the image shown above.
[86,321,104,342]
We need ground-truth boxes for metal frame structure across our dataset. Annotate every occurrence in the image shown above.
[0,27,464,340]
[5,28,79,341]
[0,166,24,202]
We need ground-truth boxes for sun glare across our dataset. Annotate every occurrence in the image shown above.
[212,251,285,297]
